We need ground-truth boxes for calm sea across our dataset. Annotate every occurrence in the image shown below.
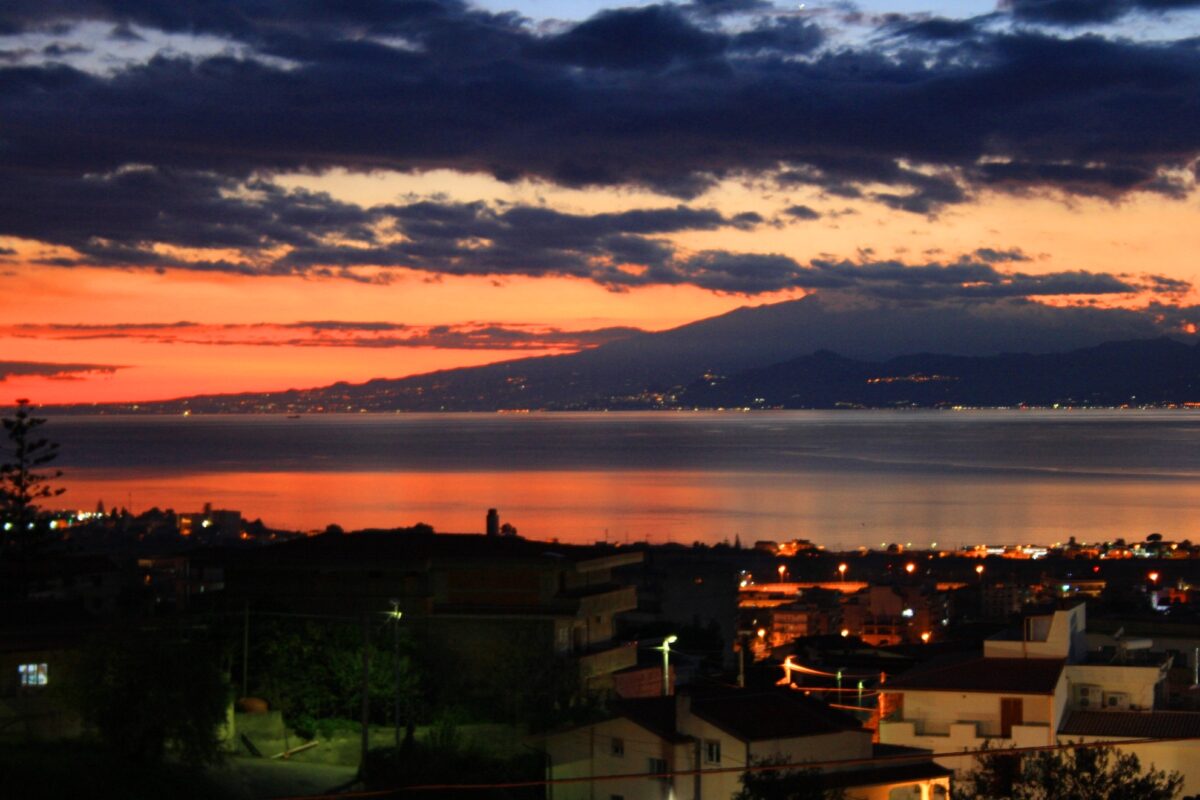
[44,410,1200,548]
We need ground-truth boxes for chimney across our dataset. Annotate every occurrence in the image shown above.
[486,508,500,537]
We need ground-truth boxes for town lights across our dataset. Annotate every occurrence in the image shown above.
[838,563,848,581]
[905,562,916,574]
[1149,571,1160,585]
[920,632,931,643]
[975,564,984,576]
[778,564,787,581]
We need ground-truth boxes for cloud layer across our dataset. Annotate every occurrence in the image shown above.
[0,361,122,382]
[2,320,642,351]
[1,1,1199,294]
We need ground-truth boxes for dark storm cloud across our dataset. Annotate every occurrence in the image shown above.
[1002,0,1200,26]
[0,361,122,381]
[784,205,821,220]
[4,163,1168,297]
[4,321,642,351]
[1,0,1199,296]
[1,0,1198,203]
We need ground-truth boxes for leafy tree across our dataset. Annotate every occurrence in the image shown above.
[734,759,846,800]
[961,743,1182,800]
[251,617,418,738]
[0,399,64,554]
[74,625,231,766]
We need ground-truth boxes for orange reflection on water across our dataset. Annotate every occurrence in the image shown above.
[57,467,1200,548]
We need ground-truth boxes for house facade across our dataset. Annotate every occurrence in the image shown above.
[879,602,1200,791]
[544,687,951,800]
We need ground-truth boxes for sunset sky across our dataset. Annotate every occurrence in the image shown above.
[3,0,1200,404]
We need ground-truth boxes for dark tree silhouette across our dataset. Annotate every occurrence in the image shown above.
[0,399,64,553]
[734,759,846,800]
[75,625,231,766]
[962,743,1182,800]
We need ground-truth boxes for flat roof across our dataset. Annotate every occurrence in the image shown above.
[884,657,1065,695]
[1059,710,1200,739]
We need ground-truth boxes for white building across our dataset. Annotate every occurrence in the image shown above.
[879,602,1200,791]
[542,686,951,800]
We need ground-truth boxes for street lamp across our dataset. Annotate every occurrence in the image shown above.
[388,599,403,749]
[778,564,787,582]
[659,635,678,697]
[838,563,848,582]
[1149,571,1161,585]
[975,564,984,578]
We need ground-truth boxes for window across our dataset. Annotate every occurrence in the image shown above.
[704,739,721,764]
[19,663,48,687]
[611,737,625,757]
[648,757,667,777]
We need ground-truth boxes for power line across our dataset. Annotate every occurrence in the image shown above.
[265,733,1200,799]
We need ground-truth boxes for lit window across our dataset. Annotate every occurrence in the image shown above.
[705,739,721,764]
[611,737,625,757]
[19,663,48,687]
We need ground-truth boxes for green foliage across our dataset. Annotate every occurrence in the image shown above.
[734,759,846,800]
[251,617,418,738]
[962,743,1183,800]
[0,399,64,554]
[468,625,588,729]
[73,625,231,766]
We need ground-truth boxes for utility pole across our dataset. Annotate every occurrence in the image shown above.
[242,599,250,697]
[390,599,402,749]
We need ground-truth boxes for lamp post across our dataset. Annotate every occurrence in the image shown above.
[388,599,403,749]
[838,563,848,583]
[659,635,678,696]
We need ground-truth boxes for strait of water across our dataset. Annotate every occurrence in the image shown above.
[45,410,1200,548]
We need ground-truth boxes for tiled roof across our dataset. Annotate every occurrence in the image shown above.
[884,657,1064,695]
[1059,710,1200,739]
[614,697,692,743]
[821,761,954,790]
[689,690,863,742]
[615,688,863,744]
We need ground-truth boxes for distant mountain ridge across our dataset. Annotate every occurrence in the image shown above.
[677,337,1200,409]
[57,335,1200,413]
[44,297,1200,412]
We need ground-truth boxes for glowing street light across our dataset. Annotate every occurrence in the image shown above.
[838,563,848,582]
[975,564,985,578]
[778,564,787,582]
[658,635,678,696]
[920,632,931,644]
[905,562,916,575]
[1149,571,1161,585]
[388,599,404,748]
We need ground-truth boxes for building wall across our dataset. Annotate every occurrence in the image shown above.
[880,687,1060,774]
[1064,663,1163,711]
[983,605,1086,661]
[545,716,690,800]
[1054,736,1200,799]
[886,689,1058,737]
